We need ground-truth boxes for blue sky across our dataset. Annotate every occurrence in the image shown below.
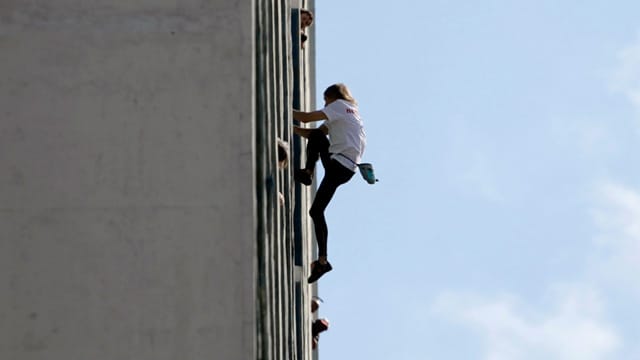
[311,1,640,359]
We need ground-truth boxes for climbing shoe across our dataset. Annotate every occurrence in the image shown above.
[308,260,332,283]
[294,169,313,186]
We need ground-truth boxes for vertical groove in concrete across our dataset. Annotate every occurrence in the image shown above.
[255,0,315,359]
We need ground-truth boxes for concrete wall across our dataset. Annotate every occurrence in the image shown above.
[1,1,255,359]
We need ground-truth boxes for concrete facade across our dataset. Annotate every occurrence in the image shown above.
[2,1,260,359]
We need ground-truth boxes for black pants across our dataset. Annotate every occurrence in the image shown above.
[305,129,355,258]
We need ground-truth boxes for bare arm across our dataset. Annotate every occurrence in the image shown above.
[293,109,327,123]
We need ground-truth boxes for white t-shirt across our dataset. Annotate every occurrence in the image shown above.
[322,99,366,171]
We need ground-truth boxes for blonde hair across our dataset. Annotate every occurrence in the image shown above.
[323,83,357,105]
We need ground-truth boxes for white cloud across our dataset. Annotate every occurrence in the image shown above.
[429,182,640,359]
[593,182,640,240]
[432,286,619,360]
[589,182,640,288]
[611,33,640,112]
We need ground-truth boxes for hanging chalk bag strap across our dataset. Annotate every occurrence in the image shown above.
[335,153,379,185]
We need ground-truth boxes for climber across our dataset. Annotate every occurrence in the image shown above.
[292,83,366,283]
